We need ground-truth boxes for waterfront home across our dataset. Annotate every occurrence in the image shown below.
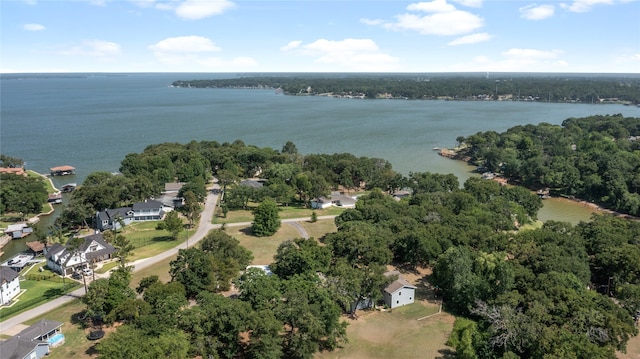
[158,182,185,208]
[0,167,26,176]
[95,199,166,231]
[45,233,115,275]
[0,266,21,305]
[95,207,134,232]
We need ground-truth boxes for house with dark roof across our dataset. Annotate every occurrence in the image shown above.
[46,233,115,275]
[0,266,20,305]
[15,319,64,347]
[95,199,166,231]
[383,271,417,309]
[132,199,164,221]
[95,207,134,231]
[0,319,64,359]
[0,336,50,359]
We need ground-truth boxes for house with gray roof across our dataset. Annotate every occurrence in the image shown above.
[0,336,50,359]
[95,199,166,231]
[0,266,20,305]
[46,233,115,275]
[383,271,417,309]
[0,319,64,359]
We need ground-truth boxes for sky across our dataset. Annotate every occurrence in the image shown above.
[1,0,639,73]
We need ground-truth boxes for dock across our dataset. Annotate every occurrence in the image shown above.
[49,165,75,176]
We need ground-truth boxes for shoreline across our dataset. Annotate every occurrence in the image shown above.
[437,148,640,222]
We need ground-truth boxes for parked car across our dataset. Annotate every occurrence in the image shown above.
[82,268,93,276]
[71,271,82,280]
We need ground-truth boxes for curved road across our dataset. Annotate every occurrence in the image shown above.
[0,182,336,335]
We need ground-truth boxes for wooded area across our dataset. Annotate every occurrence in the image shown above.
[172,74,640,104]
[457,114,640,216]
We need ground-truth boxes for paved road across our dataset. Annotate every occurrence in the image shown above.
[0,181,336,335]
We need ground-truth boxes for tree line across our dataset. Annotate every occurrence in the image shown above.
[172,74,640,103]
[457,114,640,216]
[331,180,639,358]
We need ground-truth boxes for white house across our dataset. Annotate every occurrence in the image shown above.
[95,199,165,231]
[310,192,357,209]
[0,266,21,305]
[383,276,417,309]
[46,233,115,275]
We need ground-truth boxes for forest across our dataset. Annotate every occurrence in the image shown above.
[46,114,639,358]
[172,74,640,104]
[456,114,640,216]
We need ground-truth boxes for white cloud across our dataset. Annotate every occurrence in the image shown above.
[281,38,400,71]
[175,0,235,20]
[360,18,385,26]
[560,0,614,12]
[24,23,45,31]
[520,4,555,20]
[376,0,484,36]
[149,36,221,53]
[448,32,491,46]
[451,0,483,7]
[148,35,255,69]
[280,41,302,51]
[59,40,121,57]
[407,0,457,13]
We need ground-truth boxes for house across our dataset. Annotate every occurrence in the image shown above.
[0,167,26,176]
[0,266,21,305]
[15,319,64,347]
[95,207,134,231]
[158,182,185,208]
[310,197,333,209]
[383,271,417,309]
[132,199,164,221]
[4,223,33,239]
[310,192,357,209]
[0,319,65,359]
[0,336,50,359]
[95,199,165,231]
[46,233,115,275]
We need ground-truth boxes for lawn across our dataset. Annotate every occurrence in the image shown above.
[316,302,454,359]
[214,204,345,224]
[25,299,100,359]
[0,278,81,321]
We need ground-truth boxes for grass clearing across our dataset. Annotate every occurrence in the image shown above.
[316,301,453,359]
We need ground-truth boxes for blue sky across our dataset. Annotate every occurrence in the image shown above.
[1,0,639,73]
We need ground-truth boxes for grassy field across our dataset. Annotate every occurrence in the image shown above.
[214,203,345,224]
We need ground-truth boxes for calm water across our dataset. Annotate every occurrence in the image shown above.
[2,73,639,259]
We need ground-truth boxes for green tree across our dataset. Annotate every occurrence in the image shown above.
[160,210,184,240]
[252,199,281,236]
[180,190,201,228]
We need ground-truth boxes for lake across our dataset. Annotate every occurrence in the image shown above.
[1,73,639,259]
